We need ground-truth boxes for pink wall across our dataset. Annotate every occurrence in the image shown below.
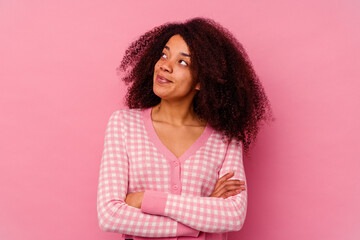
[1,1,359,239]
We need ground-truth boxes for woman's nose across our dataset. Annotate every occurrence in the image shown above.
[159,61,172,73]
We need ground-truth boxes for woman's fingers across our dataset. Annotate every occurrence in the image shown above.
[221,189,243,199]
[214,179,246,193]
[215,184,246,199]
[210,172,246,198]
[213,171,235,190]
[211,186,244,199]
[213,181,246,197]
[211,172,235,197]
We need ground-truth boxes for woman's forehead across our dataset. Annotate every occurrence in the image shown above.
[163,34,191,56]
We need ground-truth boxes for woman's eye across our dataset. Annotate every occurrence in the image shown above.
[180,60,188,66]
[160,52,188,66]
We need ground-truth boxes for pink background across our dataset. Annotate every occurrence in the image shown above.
[1,0,359,239]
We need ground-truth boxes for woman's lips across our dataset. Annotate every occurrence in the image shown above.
[156,75,172,84]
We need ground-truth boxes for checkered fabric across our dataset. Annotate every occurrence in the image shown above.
[97,108,247,240]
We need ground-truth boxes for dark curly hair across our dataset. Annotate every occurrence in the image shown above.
[116,17,274,155]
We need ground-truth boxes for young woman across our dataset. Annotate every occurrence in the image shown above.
[97,17,273,240]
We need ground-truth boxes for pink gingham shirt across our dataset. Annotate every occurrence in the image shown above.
[97,107,247,240]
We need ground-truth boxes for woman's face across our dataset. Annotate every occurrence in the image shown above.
[153,34,200,103]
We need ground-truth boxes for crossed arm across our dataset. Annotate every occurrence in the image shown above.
[97,111,247,237]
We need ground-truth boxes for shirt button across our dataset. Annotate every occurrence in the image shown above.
[173,160,179,166]
[172,185,178,190]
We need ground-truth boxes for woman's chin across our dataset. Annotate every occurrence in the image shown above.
[153,88,169,100]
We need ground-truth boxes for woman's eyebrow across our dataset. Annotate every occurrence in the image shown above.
[164,46,191,58]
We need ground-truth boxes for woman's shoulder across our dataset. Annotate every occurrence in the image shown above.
[110,107,145,117]
[108,107,150,126]
[206,126,243,148]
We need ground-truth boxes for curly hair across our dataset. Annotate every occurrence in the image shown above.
[116,17,273,155]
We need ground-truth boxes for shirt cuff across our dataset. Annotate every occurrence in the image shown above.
[177,222,201,237]
[141,190,168,216]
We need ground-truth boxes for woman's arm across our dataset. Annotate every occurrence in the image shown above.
[97,111,200,238]
[140,139,248,233]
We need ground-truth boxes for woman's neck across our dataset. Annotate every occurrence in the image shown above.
[151,101,204,127]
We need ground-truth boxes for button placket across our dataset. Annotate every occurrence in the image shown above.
[171,159,181,194]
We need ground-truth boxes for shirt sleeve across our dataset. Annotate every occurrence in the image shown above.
[140,137,248,233]
[97,111,200,238]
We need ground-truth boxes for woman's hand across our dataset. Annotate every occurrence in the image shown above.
[125,191,145,209]
[125,172,245,208]
[209,171,246,199]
